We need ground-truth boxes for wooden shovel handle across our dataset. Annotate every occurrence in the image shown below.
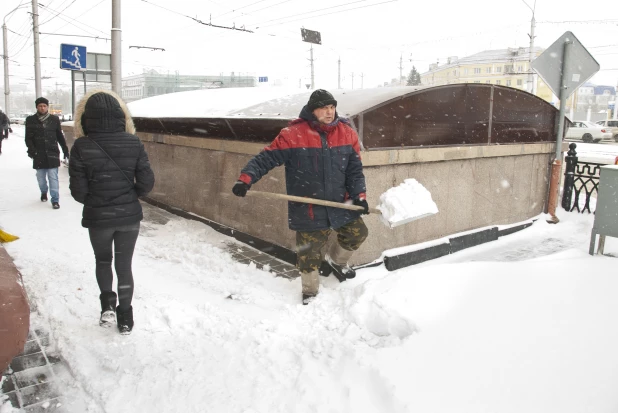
[246,190,381,214]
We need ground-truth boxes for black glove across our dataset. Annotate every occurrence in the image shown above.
[353,198,369,215]
[232,181,251,197]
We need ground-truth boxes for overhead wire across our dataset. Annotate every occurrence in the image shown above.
[39,1,108,37]
[214,0,271,19]
[250,0,372,27]
[216,0,297,25]
[256,0,398,28]
[39,0,78,25]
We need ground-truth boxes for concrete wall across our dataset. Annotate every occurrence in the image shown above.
[62,125,557,265]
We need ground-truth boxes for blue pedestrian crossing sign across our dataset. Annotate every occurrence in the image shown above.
[60,44,86,70]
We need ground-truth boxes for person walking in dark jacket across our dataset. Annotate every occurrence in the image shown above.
[69,90,155,335]
[0,108,12,155]
[25,97,69,208]
[232,89,369,305]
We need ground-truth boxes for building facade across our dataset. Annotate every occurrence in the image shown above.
[420,47,554,103]
[122,70,257,103]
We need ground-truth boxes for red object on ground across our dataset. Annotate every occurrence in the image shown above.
[0,245,30,374]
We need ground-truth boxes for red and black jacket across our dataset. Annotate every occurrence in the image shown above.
[239,106,367,231]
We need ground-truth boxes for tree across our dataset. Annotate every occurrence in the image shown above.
[406,66,421,86]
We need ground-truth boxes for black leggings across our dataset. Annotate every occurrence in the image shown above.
[88,223,140,310]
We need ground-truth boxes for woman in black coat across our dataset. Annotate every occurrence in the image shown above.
[69,90,155,335]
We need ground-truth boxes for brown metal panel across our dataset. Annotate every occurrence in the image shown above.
[362,84,490,148]
[133,117,287,143]
[491,86,557,143]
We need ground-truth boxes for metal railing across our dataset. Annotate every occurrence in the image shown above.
[562,142,601,213]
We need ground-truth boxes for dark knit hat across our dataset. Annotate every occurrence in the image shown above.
[306,89,337,112]
[35,97,49,106]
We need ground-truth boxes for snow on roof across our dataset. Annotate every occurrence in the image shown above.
[127,86,428,120]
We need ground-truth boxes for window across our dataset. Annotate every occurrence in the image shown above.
[517,79,523,86]
[496,80,501,85]
[486,67,492,73]
[474,68,481,74]
[474,81,481,83]
[464,68,469,75]
[517,65,523,72]
[506,80,512,86]
[486,80,491,84]
[496,66,502,73]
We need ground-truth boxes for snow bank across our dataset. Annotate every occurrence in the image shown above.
[376,179,438,226]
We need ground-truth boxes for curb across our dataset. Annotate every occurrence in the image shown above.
[383,221,535,271]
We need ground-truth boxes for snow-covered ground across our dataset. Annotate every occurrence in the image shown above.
[567,140,618,164]
[2,125,618,413]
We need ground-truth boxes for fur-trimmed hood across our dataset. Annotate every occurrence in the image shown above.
[73,89,135,137]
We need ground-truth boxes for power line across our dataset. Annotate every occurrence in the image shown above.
[217,0,296,25]
[139,0,253,32]
[214,0,271,19]
[39,0,78,25]
[251,0,372,27]
[39,1,108,37]
[257,0,398,29]
[39,32,110,40]
[7,28,28,38]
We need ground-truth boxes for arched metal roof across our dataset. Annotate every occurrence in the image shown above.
[130,84,564,149]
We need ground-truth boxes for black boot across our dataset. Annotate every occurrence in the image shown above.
[302,294,316,305]
[325,254,356,282]
[319,261,331,277]
[116,306,134,335]
[40,193,48,202]
[99,291,117,327]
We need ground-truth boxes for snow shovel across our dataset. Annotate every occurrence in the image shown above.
[245,191,434,228]
[0,229,19,243]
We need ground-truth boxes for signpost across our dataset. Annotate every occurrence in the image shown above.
[59,45,111,118]
[301,28,321,89]
[531,31,600,223]
[60,44,86,70]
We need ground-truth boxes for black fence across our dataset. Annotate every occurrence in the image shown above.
[562,143,602,213]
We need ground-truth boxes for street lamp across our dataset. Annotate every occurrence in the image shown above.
[521,0,537,95]
[3,2,29,116]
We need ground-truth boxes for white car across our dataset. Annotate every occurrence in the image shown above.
[565,120,613,143]
[594,120,618,142]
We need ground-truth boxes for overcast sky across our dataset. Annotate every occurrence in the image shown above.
[3,0,617,94]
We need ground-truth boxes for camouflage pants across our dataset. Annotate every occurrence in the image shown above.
[296,217,369,274]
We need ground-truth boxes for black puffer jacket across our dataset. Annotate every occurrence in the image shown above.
[25,113,69,169]
[69,90,155,228]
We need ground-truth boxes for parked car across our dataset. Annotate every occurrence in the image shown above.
[594,119,618,142]
[565,120,612,143]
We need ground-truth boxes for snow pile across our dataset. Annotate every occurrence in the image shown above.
[376,178,438,226]
[3,126,618,412]
[127,87,306,118]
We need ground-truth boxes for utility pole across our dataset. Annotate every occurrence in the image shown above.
[32,0,42,97]
[337,56,341,89]
[2,23,8,115]
[399,53,403,86]
[523,0,536,95]
[309,44,314,89]
[111,0,122,94]
[351,72,354,89]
